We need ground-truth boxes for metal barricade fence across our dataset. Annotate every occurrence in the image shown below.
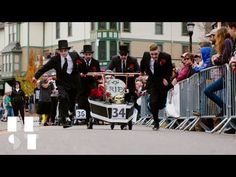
[212,64,236,133]
[196,65,226,132]
[135,92,152,125]
[167,77,192,130]
[134,64,236,133]
[134,91,166,126]
[165,65,228,132]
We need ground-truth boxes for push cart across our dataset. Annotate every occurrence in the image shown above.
[87,72,139,130]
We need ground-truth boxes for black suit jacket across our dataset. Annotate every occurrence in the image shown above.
[34,52,87,91]
[140,51,172,91]
[107,55,139,72]
[80,58,101,96]
[107,55,140,93]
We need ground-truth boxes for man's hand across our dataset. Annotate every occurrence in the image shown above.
[163,78,169,86]
[32,77,37,83]
[80,73,87,77]
[128,74,134,77]
[171,78,177,86]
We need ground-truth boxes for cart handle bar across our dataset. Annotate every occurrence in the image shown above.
[86,72,140,77]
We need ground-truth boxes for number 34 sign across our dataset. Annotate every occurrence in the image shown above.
[111,105,126,119]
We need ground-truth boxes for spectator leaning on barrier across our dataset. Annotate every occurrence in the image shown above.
[193,46,213,73]
[224,22,236,134]
[204,27,233,117]
[171,52,195,85]
[206,28,217,57]
[194,54,203,67]
[193,27,234,129]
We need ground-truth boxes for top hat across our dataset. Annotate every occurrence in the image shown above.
[119,45,129,54]
[57,40,71,50]
[81,45,94,53]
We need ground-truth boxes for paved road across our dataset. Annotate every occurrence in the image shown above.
[1,124,236,155]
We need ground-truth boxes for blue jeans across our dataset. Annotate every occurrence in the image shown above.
[204,77,224,109]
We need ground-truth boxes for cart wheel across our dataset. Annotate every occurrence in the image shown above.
[111,124,115,130]
[128,121,132,130]
[120,124,125,130]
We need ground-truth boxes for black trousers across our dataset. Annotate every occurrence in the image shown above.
[57,85,77,123]
[149,89,167,125]
[77,95,91,124]
[13,105,25,124]
[50,96,58,123]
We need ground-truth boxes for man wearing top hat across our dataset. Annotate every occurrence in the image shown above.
[107,44,140,101]
[107,44,139,130]
[77,44,101,129]
[33,40,87,128]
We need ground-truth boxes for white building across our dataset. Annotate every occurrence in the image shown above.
[0,22,206,95]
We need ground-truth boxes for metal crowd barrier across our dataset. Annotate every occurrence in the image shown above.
[211,64,236,133]
[137,64,236,134]
[165,64,236,134]
[134,91,166,127]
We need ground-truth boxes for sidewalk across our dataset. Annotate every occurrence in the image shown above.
[0,112,39,131]
[0,121,7,131]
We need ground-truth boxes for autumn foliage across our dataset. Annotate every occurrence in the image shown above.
[15,49,43,96]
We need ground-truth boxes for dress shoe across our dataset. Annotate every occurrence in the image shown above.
[87,120,93,129]
[152,123,160,131]
[63,118,72,128]
[63,123,72,128]
[87,125,93,129]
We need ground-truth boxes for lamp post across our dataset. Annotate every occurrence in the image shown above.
[187,22,195,53]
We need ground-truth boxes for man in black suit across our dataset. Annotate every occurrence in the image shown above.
[78,45,101,129]
[107,45,139,130]
[107,45,139,102]
[33,40,87,128]
[140,43,172,130]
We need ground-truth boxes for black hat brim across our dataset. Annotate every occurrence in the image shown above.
[81,50,94,53]
[56,47,71,50]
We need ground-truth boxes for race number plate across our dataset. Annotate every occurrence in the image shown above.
[76,109,86,119]
[111,105,126,119]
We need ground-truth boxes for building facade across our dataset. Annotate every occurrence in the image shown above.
[0,22,206,95]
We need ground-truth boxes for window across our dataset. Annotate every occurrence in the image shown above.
[155,22,163,34]
[3,54,11,72]
[98,41,106,60]
[98,22,106,30]
[91,22,95,31]
[123,22,130,32]
[68,22,72,37]
[56,22,60,39]
[110,22,117,30]
[182,45,189,53]
[9,23,16,43]
[182,22,188,36]
[110,40,117,57]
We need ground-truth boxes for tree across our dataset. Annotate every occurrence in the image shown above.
[15,49,43,96]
